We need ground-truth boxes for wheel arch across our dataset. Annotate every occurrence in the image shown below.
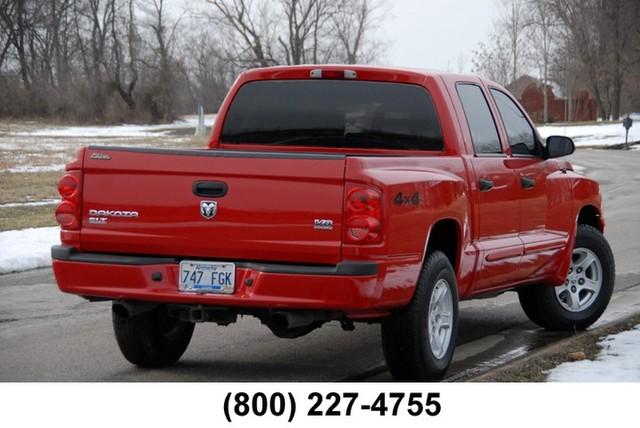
[423,218,461,272]
[550,204,605,287]
[577,204,604,232]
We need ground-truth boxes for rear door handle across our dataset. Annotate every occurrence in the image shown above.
[521,176,536,189]
[479,178,494,192]
[193,181,228,197]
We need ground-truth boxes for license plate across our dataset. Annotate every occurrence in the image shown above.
[178,261,235,294]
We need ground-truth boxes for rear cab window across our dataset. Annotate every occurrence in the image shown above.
[221,80,444,151]
[455,84,503,155]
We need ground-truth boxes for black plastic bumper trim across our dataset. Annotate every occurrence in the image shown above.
[52,245,176,265]
[51,245,378,276]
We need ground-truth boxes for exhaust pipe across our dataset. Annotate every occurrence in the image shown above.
[262,310,342,339]
[271,311,317,330]
[112,300,158,318]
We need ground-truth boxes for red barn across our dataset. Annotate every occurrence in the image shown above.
[506,75,597,123]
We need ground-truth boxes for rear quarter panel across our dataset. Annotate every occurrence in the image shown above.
[343,156,473,307]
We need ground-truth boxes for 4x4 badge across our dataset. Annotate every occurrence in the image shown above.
[200,201,217,219]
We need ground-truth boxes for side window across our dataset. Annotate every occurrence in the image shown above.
[490,89,541,156]
[456,84,502,154]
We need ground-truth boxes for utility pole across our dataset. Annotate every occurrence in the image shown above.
[623,115,633,149]
[194,105,207,137]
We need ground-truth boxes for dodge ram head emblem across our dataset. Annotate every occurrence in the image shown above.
[200,201,218,219]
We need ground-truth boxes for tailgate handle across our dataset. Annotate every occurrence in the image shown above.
[193,181,228,197]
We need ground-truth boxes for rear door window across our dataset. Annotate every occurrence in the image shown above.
[221,80,444,151]
[456,84,502,154]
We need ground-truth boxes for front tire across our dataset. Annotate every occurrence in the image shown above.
[112,304,195,368]
[381,251,459,381]
[518,224,615,330]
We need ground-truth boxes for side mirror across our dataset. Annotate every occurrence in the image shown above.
[546,135,575,158]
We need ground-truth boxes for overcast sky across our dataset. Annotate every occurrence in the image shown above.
[179,0,500,73]
[377,0,500,73]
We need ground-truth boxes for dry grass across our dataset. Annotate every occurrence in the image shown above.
[0,204,56,231]
[0,125,207,231]
[0,171,60,231]
[0,171,60,204]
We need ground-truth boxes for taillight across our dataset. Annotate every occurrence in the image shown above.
[55,201,77,228]
[345,186,382,244]
[57,174,78,198]
[55,170,82,230]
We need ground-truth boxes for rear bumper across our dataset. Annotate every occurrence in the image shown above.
[51,245,388,313]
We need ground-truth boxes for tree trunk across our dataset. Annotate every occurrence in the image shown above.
[609,1,623,120]
[543,58,549,123]
[611,74,622,120]
[15,0,31,90]
[592,83,607,121]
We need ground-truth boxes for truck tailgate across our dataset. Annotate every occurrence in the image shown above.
[79,147,346,264]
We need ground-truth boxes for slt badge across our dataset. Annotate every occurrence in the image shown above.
[200,201,218,219]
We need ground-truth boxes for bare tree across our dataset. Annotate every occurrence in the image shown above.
[207,0,278,67]
[72,0,114,115]
[551,0,610,119]
[500,0,530,83]
[471,39,511,86]
[0,0,33,89]
[207,0,386,66]
[0,0,11,70]
[472,0,529,86]
[183,29,236,110]
[602,0,637,120]
[0,0,392,122]
[101,0,138,110]
[138,0,181,121]
[308,0,335,63]
[527,0,558,122]
[278,0,319,64]
[331,0,385,64]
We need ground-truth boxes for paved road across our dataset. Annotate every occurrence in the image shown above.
[1,149,639,381]
[570,150,640,274]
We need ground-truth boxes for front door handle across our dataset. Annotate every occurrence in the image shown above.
[479,178,494,192]
[521,176,536,189]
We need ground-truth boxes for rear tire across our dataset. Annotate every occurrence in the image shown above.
[381,251,459,381]
[518,224,615,331]
[112,304,195,368]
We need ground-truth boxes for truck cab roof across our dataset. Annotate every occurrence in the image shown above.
[239,64,487,84]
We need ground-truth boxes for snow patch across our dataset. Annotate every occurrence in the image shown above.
[0,199,59,208]
[11,114,216,138]
[537,122,640,147]
[0,227,59,274]
[21,125,170,138]
[547,325,640,382]
[572,164,586,174]
[6,164,65,173]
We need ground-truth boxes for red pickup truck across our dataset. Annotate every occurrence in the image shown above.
[52,65,615,380]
